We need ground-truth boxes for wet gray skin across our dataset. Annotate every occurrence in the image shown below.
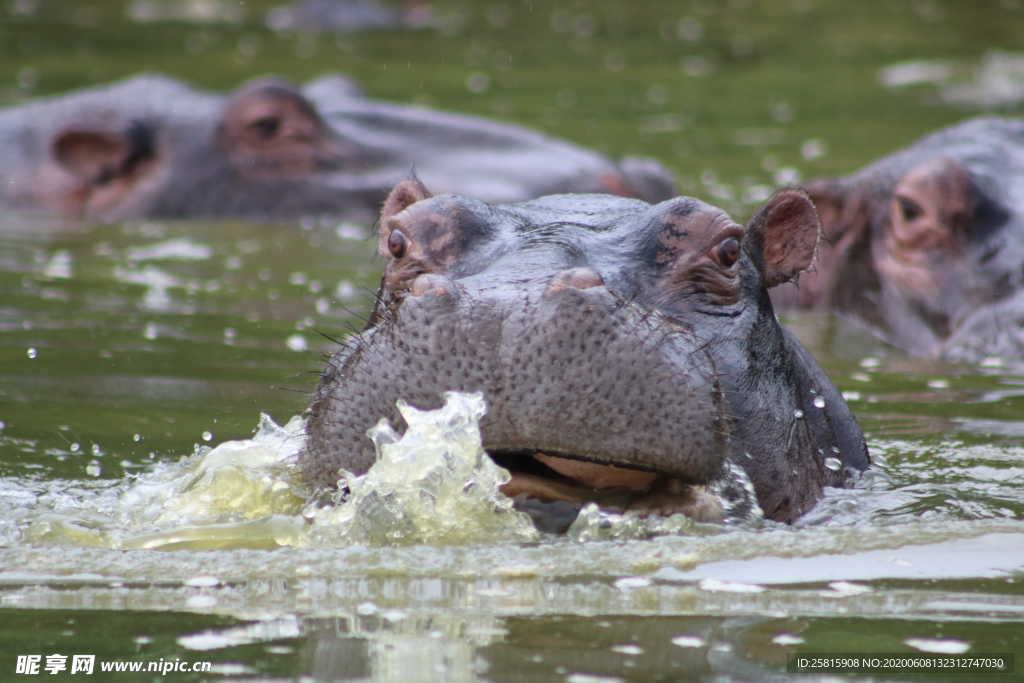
[0,74,674,223]
[775,117,1024,362]
[303,180,869,526]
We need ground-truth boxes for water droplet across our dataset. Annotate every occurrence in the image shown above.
[85,460,101,477]
[202,431,213,442]
[26,347,37,359]
[614,576,651,590]
[286,334,308,352]
[680,55,713,77]
[904,637,969,655]
[771,100,794,123]
[605,52,626,72]
[859,357,880,369]
[824,457,842,471]
[185,575,221,588]
[800,138,827,160]
[90,443,102,456]
[132,433,142,442]
[17,65,38,90]
[841,390,861,401]
[185,595,217,609]
[671,635,706,648]
[813,396,826,408]
[465,71,490,94]
[772,633,805,646]
[143,322,158,340]
[823,581,872,597]
[698,578,765,593]
[335,223,366,240]
[70,442,80,453]
[793,409,804,419]
[927,378,949,389]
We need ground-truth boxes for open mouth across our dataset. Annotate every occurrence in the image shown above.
[489,450,725,529]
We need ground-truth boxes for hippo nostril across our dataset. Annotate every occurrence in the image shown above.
[547,267,604,293]
[409,273,455,297]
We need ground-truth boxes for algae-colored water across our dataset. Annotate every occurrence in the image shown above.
[2,1,1024,680]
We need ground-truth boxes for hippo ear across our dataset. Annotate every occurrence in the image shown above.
[53,122,156,186]
[381,178,432,222]
[745,189,820,288]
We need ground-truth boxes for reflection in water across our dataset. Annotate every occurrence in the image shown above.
[881,51,1024,108]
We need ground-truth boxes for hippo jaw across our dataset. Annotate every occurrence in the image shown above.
[491,450,727,522]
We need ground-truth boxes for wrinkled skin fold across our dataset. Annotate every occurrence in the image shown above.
[302,181,869,526]
[0,74,675,223]
[776,117,1024,362]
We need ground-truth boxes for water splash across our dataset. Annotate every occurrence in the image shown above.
[567,458,763,541]
[24,393,537,550]
[306,392,539,546]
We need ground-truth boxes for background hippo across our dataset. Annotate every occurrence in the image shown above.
[302,180,869,526]
[0,74,675,223]
[775,117,1024,362]
[266,0,430,33]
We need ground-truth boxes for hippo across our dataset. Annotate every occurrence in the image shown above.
[0,74,675,224]
[301,180,869,526]
[775,117,1024,362]
[266,0,430,33]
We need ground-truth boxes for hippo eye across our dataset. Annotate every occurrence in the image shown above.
[715,237,741,268]
[896,195,923,222]
[248,116,281,139]
[387,229,407,259]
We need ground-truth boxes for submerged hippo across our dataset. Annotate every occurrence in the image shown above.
[302,180,869,526]
[778,117,1024,362]
[266,0,429,33]
[0,74,674,223]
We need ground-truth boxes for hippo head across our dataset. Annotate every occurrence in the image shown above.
[303,181,869,526]
[1,75,360,222]
[793,118,1023,360]
[0,74,675,223]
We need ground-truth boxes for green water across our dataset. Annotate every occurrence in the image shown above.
[2,0,1024,680]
